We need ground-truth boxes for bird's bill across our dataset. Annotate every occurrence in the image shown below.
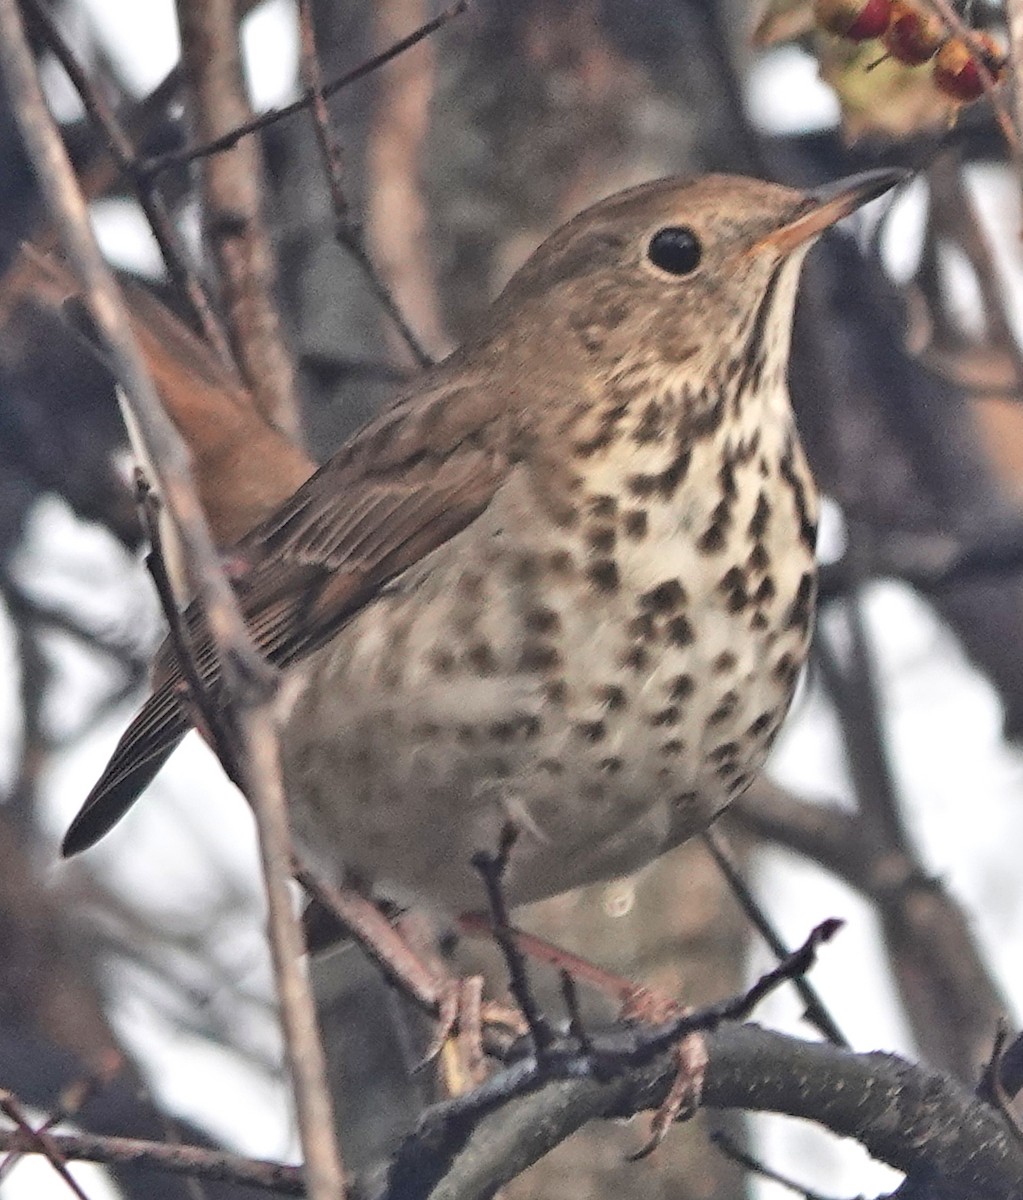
[754,167,909,256]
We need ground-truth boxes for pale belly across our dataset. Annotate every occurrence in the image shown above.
[281,461,817,915]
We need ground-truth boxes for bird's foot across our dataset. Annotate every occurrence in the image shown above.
[296,866,524,1082]
[619,986,707,1159]
[458,913,706,1155]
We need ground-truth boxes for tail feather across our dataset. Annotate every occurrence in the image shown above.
[62,685,190,856]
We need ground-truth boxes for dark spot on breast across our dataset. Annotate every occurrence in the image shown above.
[751,611,769,630]
[544,679,569,704]
[589,494,618,519]
[734,430,761,463]
[633,400,666,445]
[773,652,798,684]
[588,559,620,592]
[670,790,699,807]
[660,738,685,756]
[490,714,542,742]
[548,550,574,577]
[749,492,770,539]
[519,641,562,671]
[622,645,649,671]
[577,720,607,742]
[627,447,692,499]
[669,674,695,701]
[511,554,540,584]
[753,577,776,605]
[456,724,477,744]
[709,741,740,763]
[599,756,623,774]
[623,510,648,540]
[698,498,733,554]
[650,706,680,727]
[640,579,687,612]
[598,684,626,710]
[779,438,818,551]
[747,543,769,572]
[587,525,616,555]
[719,459,737,499]
[574,403,628,457]
[713,651,737,673]
[708,691,739,725]
[748,711,774,737]
[467,640,499,675]
[429,646,456,675]
[719,566,749,613]
[697,522,726,554]
[666,616,695,647]
[525,607,560,634]
[785,571,816,630]
[538,758,564,776]
[582,780,606,801]
[679,383,727,440]
[629,613,657,641]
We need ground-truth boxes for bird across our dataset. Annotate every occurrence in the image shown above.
[63,169,904,919]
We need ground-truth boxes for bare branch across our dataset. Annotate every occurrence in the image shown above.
[174,0,302,439]
[296,0,434,367]
[141,2,469,181]
[20,0,234,368]
[702,828,849,1048]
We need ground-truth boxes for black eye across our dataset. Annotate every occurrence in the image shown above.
[647,226,702,275]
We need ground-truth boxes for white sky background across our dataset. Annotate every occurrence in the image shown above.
[4,6,1023,1197]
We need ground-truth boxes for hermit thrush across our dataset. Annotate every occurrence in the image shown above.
[64,170,903,917]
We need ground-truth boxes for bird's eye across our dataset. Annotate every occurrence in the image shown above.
[647,226,702,276]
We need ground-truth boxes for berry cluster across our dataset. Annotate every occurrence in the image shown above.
[813,0,1006,102]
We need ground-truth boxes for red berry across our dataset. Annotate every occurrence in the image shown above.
[882,1,944,65]
[933,34,1006,102]
[814,0,892,41]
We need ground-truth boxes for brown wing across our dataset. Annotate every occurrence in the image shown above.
[63,379,513,855]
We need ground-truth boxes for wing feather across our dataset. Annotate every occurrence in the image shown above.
[63,380,512,856]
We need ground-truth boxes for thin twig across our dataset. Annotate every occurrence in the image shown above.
[0,1125,304,1195]
[472,826,557,1057]
[141,1,469,180]
[20,0,234,368]
[977,1019,1023,1142]
[0,1092,92,1200]
[702,829,849,1048]
[296,0,433,367]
